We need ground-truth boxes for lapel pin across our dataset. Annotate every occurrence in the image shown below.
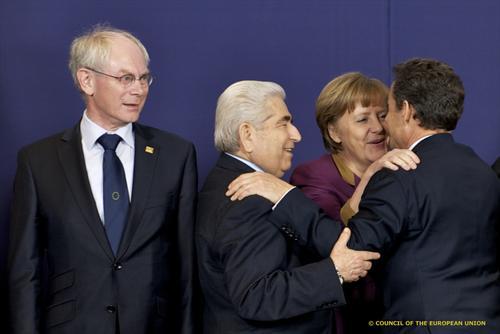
[145,146,155,154]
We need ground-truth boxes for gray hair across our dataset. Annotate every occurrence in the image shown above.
[214,80,286,153]
[68,24,150,90]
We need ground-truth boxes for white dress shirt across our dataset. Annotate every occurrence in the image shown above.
[80,111,135,224]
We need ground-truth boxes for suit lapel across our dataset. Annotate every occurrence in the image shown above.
[58,124,115,260]
[116,124,158,258]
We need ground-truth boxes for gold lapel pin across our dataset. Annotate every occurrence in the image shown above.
[145,146,155,154]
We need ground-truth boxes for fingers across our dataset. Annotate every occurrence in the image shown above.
[334,228,351,249]
[228,187,253,201]
[226,172,293,203]
[344,259,374,282]
[227,173,254,192]
[358,250,381,261]
[407,150,420,164]
[382,159,400,171]
[353,257,375,272]
[381,149,420,171]
[391,155,412,170]
[226,172,259,200]
[362,260,372,271]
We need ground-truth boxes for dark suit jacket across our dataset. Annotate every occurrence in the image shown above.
[271,134,500,334]
[8,123,198,334]
[195,153,346,334]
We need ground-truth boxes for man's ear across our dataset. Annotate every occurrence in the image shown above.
[238,122,255,153]
[76,68,95,96]
[327,123,341,144]
[401,100,415,124]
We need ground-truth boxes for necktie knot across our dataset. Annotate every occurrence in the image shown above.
[98,134,122,151]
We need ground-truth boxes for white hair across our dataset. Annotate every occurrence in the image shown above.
[214,80,286,153]
[68,24,150,90]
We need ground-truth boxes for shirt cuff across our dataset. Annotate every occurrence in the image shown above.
[272,186,296,210]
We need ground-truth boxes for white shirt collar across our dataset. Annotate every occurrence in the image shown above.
[409,134,434,151]
[80,110,134,150]
[225,152,264,172]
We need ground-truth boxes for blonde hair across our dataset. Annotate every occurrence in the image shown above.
[316,72,387,153]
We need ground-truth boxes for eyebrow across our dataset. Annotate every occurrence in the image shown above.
[353,111,371,117]
[354,108,385,117]
[277,115,292,123]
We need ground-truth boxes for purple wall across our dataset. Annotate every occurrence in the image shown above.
[1,0,499,327]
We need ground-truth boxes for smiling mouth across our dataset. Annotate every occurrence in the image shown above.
[284,148,294,153]
[368,138,385,145]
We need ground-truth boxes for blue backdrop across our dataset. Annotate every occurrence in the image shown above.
[1,0,499,326]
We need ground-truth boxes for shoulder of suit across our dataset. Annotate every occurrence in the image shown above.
[370,166,413,190]
[134,123,194,148]
[17,128,71,156]
[223,194,273,218]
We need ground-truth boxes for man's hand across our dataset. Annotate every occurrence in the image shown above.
[331,228,380,283]
[369,149,420,174]
[226,172,294,203]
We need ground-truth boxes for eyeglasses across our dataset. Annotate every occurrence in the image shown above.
[86,67,153,88]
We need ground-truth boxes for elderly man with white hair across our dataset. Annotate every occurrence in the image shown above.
[195,80,380,333]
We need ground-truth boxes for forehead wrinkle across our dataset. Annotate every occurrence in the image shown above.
[112,67,150,76]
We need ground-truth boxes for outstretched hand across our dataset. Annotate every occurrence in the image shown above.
[330,228,381,283]
[226,172,294,204]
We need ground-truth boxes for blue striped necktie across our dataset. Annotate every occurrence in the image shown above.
[97,134,130,254]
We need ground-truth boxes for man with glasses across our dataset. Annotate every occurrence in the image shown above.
[8,25,198,334]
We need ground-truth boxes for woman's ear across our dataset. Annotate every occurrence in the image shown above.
[327,123,342,144]
[76,68,95,96]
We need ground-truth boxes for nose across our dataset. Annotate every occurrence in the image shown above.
[370,117,384,135]
[129,80,148,95]
[289,123,302,143]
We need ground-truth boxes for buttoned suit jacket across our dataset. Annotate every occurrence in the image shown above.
[8,122,198,334]
[195,153,346,334]
[271,134,500,334]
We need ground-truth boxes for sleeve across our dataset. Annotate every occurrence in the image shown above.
[219,196,346,321]
[269,188,344,258]
[7,148,42,334]
[176,143,199,334]
[274,171,410,258]
[340,200,356,225]
[346,170,410,254]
